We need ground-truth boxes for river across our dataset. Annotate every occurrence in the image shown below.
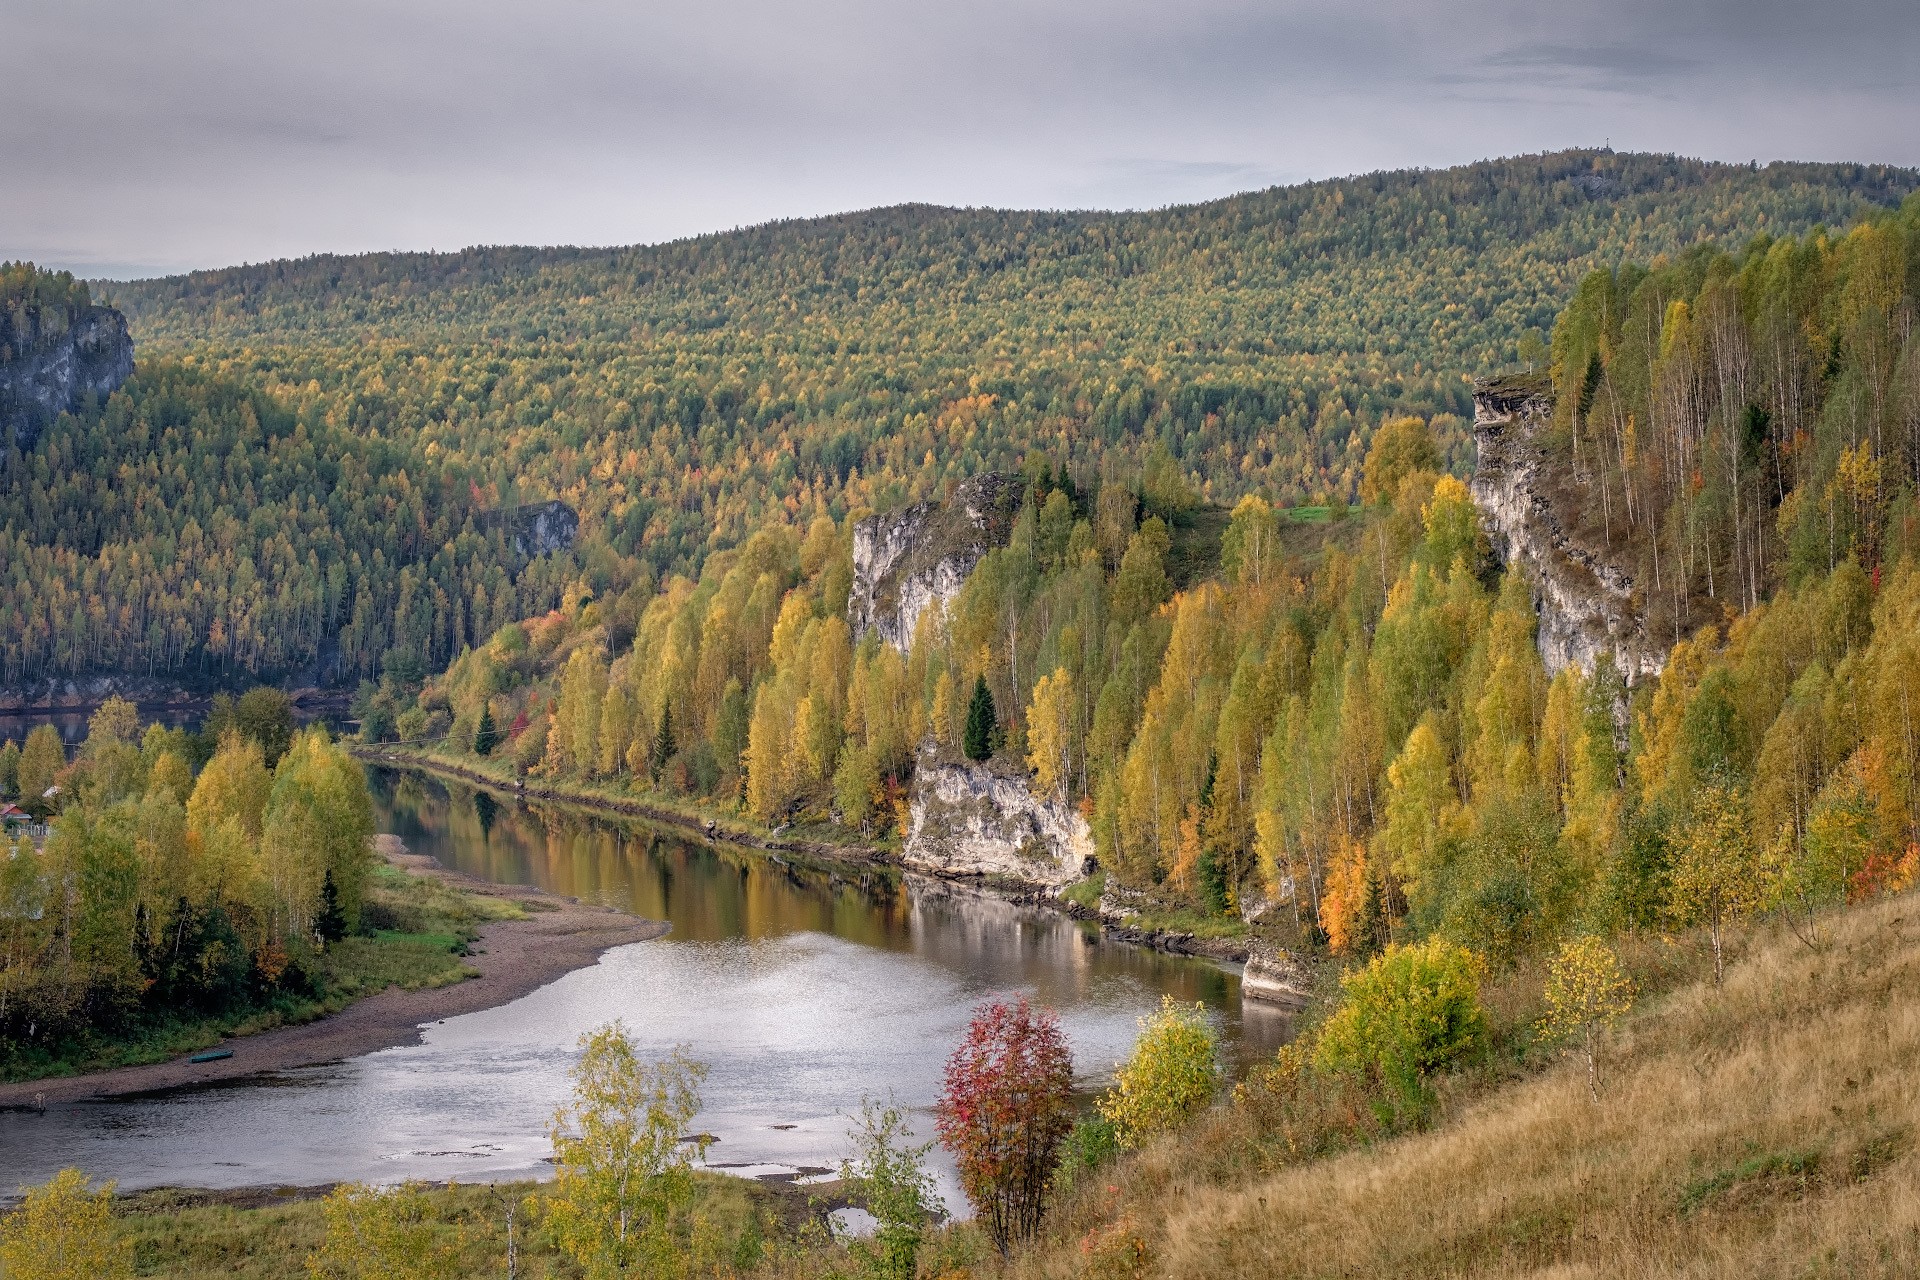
[0,769,1289,1208]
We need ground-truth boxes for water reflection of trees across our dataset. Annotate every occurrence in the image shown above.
[372,771,913,944]
[368,770,1290,1067]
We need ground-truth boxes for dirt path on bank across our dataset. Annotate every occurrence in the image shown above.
[0,836,668,1107]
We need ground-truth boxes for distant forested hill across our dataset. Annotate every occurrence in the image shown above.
[110,151,1914,533]
[1,150,1911,690]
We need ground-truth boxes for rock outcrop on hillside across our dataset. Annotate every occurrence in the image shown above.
[0,300,134,455]
[1471,376,1665,686]
[849,472,1024,653]
[903,752,1093,888]
[504,500,580,557]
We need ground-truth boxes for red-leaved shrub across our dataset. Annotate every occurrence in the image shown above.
[935,996,1075,1253]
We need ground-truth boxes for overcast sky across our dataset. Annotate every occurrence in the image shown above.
[6,0,1918,279]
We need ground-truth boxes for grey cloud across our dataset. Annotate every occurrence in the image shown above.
[2,0,1916,277]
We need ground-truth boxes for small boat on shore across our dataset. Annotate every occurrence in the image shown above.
[188,1049,233,1064]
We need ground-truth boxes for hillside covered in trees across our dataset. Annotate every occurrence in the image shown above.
[0,151,1912,693]
[403,189,1920,973]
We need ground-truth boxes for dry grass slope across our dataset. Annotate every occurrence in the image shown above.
[1020,895,1920,1279]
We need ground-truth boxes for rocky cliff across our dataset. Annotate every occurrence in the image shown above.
[903,752,1094,888]
[1471,376,1665,686]
[0,296,134,456]
[848,472,1024,653]
[505,500,580,557]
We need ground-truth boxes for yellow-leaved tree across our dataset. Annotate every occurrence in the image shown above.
[1539,935,1635,1100]
[1026,666,1075,801]
[307,1180,465,1280]
[1667,781,1769,984]
[262,728,375,944]
[1097,997,1219,1148]
[544,1022,708,1279]
[0,1168,130,1280]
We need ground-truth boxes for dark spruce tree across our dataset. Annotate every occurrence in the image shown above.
[472,703,498,757]
[650,702,675,782]
[964,675,997,762]
[315,869,348,946]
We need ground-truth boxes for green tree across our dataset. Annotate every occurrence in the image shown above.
[649,702,675,783]
[235,686,297,767]
[1313,938,1487,1122]
[544,1022,708,1279]
[472,703,499,757]
[838,1097,940,1280]
[964,675,998,762]
[315,868,348,946]
[1097,997,1220,1148]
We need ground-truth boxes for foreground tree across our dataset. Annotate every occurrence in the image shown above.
[935,997,1074,1254]
[839,1097,940,1280]
[1540,935,1635,1100]
[1098,997,1220,1147]
[1313,938,1486,1122]
[472,703,499,757]
[1668,782,1768,984]
[545,1022,707,1278]
[308,1180,465,1280]
[0,1168,131,1280]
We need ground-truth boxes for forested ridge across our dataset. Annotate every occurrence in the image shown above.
[1,150,1912,692]
[404,191,1920,971]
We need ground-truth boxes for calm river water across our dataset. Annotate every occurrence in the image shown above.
[0,769,1289,1207]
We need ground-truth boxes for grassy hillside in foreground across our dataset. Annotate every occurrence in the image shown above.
[69,890,1920,1278]
[1021,893,1920,1279]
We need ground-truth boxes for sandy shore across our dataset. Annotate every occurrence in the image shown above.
[0,836,668,1107]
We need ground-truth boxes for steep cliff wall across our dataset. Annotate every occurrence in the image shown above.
[903,752,1094,888]
[1471,376,1665,686]
[504,500,580,557]
[848,472,1023,653]
[0,300,134,455]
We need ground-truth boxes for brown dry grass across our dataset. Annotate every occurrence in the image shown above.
[1012,895,1920,1279]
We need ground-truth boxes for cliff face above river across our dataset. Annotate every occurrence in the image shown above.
[0,295,134,456]
[1470,376,1666,686]
[848,472,1024,653]
[903,752,1093,888]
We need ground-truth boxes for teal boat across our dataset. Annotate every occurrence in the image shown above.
[188,1049,233,1064]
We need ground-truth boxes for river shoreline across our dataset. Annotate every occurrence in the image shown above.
[352,744,887,865]
[357,745,1256,966]
[0,837,668,1108]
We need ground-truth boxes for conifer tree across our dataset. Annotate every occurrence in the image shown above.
[650,703,675,782]
[472,704,498,757]
[315,868,348,946]
[964,675,997,762]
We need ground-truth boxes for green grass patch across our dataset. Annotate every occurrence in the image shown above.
[116,1175,794,1280]
[1063,871,1106,912]
[1678,1148,1823,1215]
[1128,906,1249,941]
